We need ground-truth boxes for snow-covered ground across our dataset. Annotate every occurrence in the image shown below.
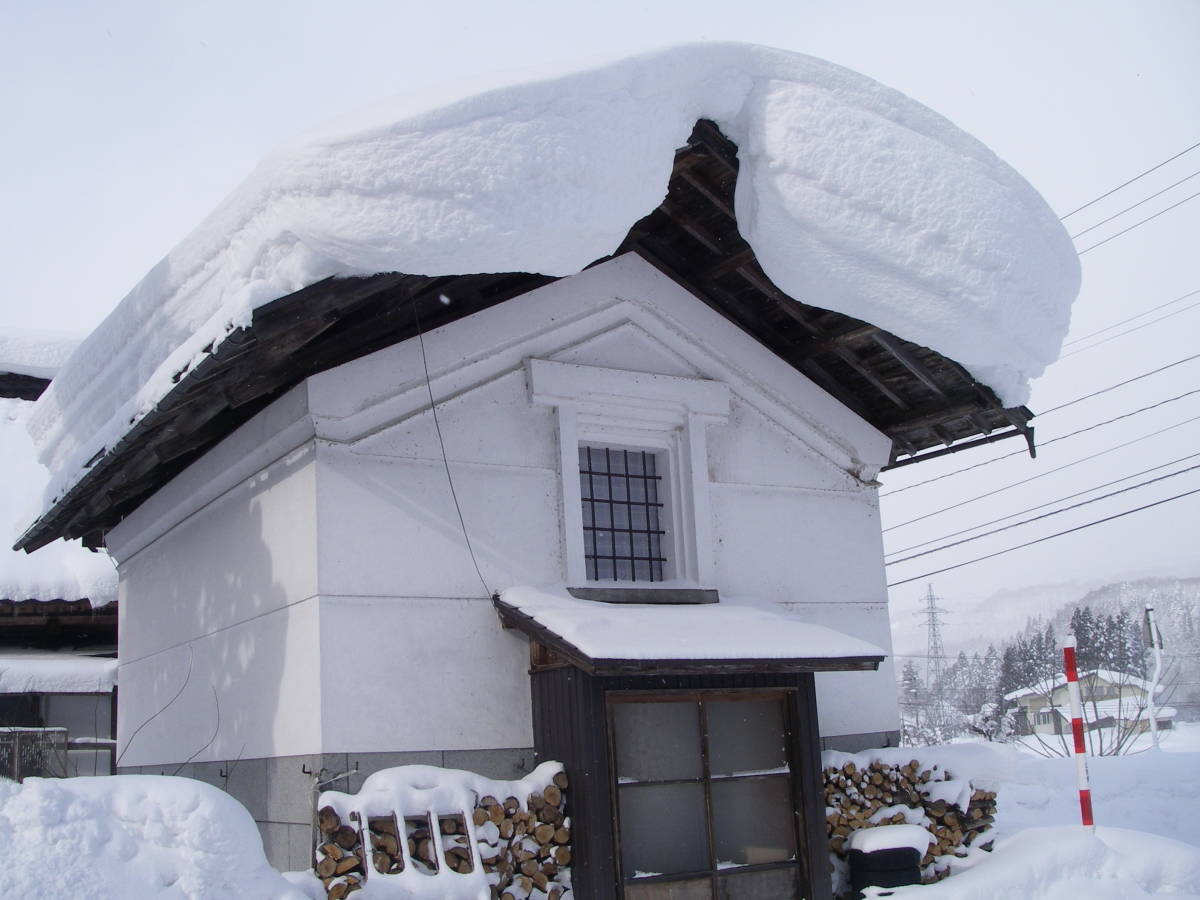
[869,724,1200,898]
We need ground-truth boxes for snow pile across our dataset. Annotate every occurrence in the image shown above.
[501,586,885,661]
[0,398,115,603]
[0,775,305,898]
[866,827,1200,899]
[0,650,117,693]
[849,823,932,856]
[28,41,1078,517]
[0,328,79,380]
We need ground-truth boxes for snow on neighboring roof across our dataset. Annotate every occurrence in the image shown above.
[499,585,886,663]
[1004,669,1161,701]
[0,775,306,898]
[27,42,1078,517]
[0,650,117,694]
[0,398,116,604]
[0,328,80,380]
[1046,701,1176,721]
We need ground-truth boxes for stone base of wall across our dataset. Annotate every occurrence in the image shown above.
[118,746,535,871]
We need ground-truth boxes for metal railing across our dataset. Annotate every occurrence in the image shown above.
[0,727,69,781]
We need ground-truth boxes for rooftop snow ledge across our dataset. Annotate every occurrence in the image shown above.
[28,42,1079,512]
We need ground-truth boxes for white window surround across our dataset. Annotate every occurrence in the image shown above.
[526,358,730,587]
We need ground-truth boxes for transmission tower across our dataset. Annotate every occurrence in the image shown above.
[919,584,950,730]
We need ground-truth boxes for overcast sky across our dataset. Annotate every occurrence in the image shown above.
[2,1,1198,650]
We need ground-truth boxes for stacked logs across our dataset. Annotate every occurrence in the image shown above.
[823,759,997,884]
[473,771,572,900]
[314,769,572,900]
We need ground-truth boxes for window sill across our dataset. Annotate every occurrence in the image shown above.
[566,586,719,606]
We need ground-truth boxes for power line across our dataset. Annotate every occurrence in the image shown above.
[886,485,1200,587]
[885,450,1200,558]
[882,351,1200,497]
[1063,288,1200,346]
[883,412,1200,531]
[1069,169,1200,239]
[1060,140,1200,219]
[1059,297,1200,360]
[885,461,1200,566]
[1077,188,1200,255]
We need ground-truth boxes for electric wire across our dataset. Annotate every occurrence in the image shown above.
[886,485,1200,588]
[885,461,1200,567]
[1060,140,1200,219]
[1059,297,1200,360]
[881,351,1200,497]
[414,295,492,598]
[1062,288,1200,346]
[1069,169,1200,239]
[1077,188,1200,255]
[884,449,1200,558]
[882,413,1200,532]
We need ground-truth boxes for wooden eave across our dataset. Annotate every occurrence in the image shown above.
[494,597,883,677]
[16,119,1033,552]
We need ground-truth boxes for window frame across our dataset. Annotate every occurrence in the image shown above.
[526,358,730,588]
[578,444,672,583]
[605,689,805,898]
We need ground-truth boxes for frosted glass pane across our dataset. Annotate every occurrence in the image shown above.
[619,783,709,876]
[626,876,713,900]
[614,700,702,782]
[711,776,795,867]
[718,866,800,899]
[707,699,787,776]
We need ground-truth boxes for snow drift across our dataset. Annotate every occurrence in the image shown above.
[0,775,304,898]
[27,42,1079,514]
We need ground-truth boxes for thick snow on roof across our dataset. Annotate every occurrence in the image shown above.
[1,398,116,604]
[0,328,79,379]
[0,650,117,694]
[28,42,1078,511]
[1004,669,1161,701]
[500,586,886,661]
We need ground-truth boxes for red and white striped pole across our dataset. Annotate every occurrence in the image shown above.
[1063,633,1095,831]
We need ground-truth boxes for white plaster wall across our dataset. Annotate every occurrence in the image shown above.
[109,442,322,765]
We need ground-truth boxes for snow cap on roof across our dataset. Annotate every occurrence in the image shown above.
[28,42,1079,511]
[0,329,80,380]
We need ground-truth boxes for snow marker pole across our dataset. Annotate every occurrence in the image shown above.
[1144,605,1164,751]
[1063,633,1095,831]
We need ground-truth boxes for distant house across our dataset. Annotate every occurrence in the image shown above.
[1005,669,1175,736]
[0,337,118,779]
[15,45,1078,897]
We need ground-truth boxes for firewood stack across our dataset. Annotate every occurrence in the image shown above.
[822,759,997,884]
[314,769,572,899]
[473,770,572,899]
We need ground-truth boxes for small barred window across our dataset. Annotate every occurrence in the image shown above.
[579,446,667,582]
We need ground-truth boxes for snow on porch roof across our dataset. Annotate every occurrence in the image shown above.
[20,42,1078,551]
[0,650,117,694]
[495,586,886,676]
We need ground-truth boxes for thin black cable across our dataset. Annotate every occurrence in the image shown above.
[1059,298,1200,360]
[883,412,1200,531]
[1063,288,1200,346]
[1060,140,1200,219]
[887,485,1200,587]
[885,449,1200,557]
[1077,189,1200,255]
[886,461,1200,566]
[414,295,491,598]
[883,352,1200,496]
[1070,169,1200,239]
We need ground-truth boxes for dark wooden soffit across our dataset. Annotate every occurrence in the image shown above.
[0,372,51,401]
[16,119,1032,552]
[494,597,883,676]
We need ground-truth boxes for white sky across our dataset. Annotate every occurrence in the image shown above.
[2,0,1198,650]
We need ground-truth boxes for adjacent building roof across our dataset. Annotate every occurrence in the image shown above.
[495,586,886,676]
[18,43,1079,552]
[1004,669,1162,702]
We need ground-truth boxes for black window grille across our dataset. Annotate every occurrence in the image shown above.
[579,446,667,582]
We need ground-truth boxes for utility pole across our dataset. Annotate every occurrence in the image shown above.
[1144,605,1165,750]
[919,584,950,731]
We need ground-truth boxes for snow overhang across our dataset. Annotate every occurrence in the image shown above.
[495,586,886,677]
[0,650,117,694]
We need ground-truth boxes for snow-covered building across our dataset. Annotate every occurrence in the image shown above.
[13,45,1078,895]
[1005,669,1175,736]
[1,332,118,778]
